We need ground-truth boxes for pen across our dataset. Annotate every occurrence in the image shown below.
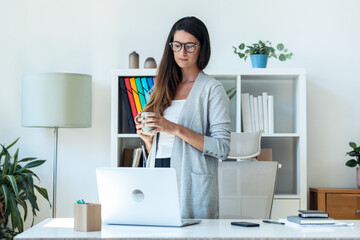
[262,220,285,225]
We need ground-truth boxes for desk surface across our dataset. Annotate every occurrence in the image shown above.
[15,218,360,240]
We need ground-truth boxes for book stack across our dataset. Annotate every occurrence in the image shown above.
[287,210,335,225]
[119,77,155,133]
[241,92,274,133]
[122,147,144,167]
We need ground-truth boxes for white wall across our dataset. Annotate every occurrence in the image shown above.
[1,0,360,228]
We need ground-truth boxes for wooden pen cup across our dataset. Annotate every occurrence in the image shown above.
[73,203,101,232]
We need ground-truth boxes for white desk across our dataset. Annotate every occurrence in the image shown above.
[15,218,360,240]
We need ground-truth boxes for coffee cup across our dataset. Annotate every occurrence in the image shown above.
[135,112,157,135]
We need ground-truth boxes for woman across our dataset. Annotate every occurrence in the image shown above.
[136,16,230,219]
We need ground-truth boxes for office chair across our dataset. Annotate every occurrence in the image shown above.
[218,130,278,219]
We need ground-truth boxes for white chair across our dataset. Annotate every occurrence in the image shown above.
[227,130,263,160]
[218,130,278,219]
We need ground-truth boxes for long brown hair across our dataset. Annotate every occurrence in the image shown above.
[143,16,211,115]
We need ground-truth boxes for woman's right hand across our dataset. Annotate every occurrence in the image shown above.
[135,112,153,151]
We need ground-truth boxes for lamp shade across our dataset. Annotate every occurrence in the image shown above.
[22,73,92,128]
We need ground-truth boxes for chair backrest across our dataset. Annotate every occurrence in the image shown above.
[228,130,263,159]
[218,161,278,219]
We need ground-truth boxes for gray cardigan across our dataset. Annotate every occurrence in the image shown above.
[147,71,231,219]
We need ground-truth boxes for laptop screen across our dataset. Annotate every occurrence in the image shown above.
[96,167,183,226]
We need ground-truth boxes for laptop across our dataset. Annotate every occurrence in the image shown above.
[96,167,201,227]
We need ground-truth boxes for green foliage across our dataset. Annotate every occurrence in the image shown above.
[226,87,236,100]
[345,142,360,168]
[232,40,293,62]
[0,138,50,238]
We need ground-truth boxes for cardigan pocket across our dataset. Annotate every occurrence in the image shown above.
[190,172,216,206]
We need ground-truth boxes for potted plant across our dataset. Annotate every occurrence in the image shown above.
[0,138,50,238]
[233,40,293,68]
[345,142,360,188]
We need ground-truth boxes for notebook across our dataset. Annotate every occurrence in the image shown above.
[287,216,335,225]
[298,210,329,218]
[96,167,201,227]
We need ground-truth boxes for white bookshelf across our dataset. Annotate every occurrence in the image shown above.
[111,68,307,218]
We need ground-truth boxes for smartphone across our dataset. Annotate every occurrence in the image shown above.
[231,221,260,227]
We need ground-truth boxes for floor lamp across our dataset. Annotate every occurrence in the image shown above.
[21,73,92,218]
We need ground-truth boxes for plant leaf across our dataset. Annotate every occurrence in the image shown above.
[277,43,284,51]
[279,54,286,61]
[0,184,9,210]
[347,151,358,157]
[17,160,46,172]
[346,159,358,167]
[20,169,40,181]
[239,43,245,50]
[226,87,236,95]
[228,91,236,100]
[11,148,19,174]
[35,185,51,205]
[1,147,11,180]
[5,175,19,196]
[9,192,23,232]
[18,157,37,163]
[5,138,20,150]
[16,198,28,222]
[350,142,357,149]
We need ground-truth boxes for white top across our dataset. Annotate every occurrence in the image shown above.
[14,218,359,240]
[156,100,186,159]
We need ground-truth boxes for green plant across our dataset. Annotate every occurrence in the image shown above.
[233,40,293,61]
[0,138,50,238]
[226,87,236,100]
[345,142,360,167]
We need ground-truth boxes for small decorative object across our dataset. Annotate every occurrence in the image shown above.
[129,51,139,69]
[0,138,50,238]
[232,40,293,68]
[144,57,157,69]
[345,142,360,188]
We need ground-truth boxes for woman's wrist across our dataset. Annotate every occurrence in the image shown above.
[173,123,182,137]
[145,138,153,152]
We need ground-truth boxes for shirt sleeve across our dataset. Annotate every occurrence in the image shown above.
[203,84,231,160]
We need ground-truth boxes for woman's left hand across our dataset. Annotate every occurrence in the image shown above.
[142,113,179,136]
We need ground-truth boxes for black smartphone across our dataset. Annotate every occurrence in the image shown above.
[231,221,260,227]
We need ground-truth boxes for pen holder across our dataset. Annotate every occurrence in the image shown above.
[74,203,101,232]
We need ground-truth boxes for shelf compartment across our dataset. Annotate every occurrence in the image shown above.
[261,137,299,195]
[241,76,299,134]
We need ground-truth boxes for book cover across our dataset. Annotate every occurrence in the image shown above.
[241,93,252,132]
[253,97,259,131]
[124,77,138,121]
[258,95,264,131]
[298,210,329,218]
[131,148,142,168]
[122,148,135,167]
[119,78,136,133]
[135,77,147,109]
[147,77,154,89]
[287,216,335,225]
[130,77,142,113]
[262,92,269,133]
[141,77,150,102]
[268,95,274,134]
[249,95,255,131]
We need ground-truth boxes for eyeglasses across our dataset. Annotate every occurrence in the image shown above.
[169,41,199,53]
